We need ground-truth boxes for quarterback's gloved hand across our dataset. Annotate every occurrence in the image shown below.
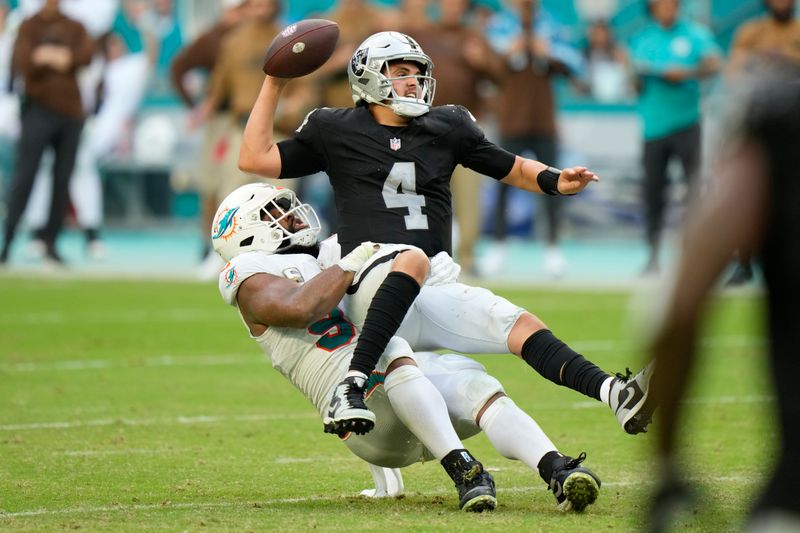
[337,241,380,273]
[317,234,342,270]
[426,251,461,286]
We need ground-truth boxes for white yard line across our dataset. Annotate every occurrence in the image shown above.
[0,412,317,431]
[0,476,760,519]
[1,335,763,374]
[54,448,188,457]
[1,392,773,432]
[2,354,262,372]
[0,308,227,325]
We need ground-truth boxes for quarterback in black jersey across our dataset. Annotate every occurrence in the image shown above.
[240,31,655,437]
[277,104,514,257]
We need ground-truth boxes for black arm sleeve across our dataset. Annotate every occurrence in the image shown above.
[277,139,326,178]
[277,109,327,179]
[455,107,516,180]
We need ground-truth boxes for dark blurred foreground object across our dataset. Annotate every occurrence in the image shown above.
[648,57,800,532]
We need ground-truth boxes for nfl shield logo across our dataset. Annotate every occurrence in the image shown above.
[390,138,401,151]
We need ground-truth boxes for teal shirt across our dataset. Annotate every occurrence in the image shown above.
[112,10,144,54]
[629,20,720,140]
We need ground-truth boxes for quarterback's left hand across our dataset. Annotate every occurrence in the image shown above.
[558,166,599,195]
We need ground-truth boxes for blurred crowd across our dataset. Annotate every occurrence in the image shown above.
[0,0,798,281]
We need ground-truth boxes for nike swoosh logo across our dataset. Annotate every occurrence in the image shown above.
[327,395,341,419]
[619,381,644,413]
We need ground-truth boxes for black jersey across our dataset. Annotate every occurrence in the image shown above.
[277,104,516,256]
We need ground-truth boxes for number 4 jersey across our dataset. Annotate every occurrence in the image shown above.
[277,104,516,256]
[218,251,358,417]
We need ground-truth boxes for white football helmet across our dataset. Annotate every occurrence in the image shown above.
[348,31,436,118]
[211,183,321,261]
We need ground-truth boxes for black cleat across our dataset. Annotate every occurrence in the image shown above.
[545,452,600,512]
[322,377,375,437]
[441,449,497,512]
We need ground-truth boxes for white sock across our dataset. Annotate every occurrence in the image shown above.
[383,364,463,460]
[479,396,556,471]
[599,376,615,405]
[345,370,368,388]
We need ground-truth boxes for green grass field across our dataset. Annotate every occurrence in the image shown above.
[0,277,773,531]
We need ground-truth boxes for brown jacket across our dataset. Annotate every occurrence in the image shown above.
[12,10,94,118]
[170,21,234,108]
[495,64,556,139]
[410,25,498,114]
[208,20,280,119]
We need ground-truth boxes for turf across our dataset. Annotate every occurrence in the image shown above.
[0,277,772,531]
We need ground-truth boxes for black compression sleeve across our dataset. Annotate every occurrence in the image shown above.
[348,272,420,376]
[521,329,611,401]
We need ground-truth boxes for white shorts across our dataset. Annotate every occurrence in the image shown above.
[348,258,525,354]
[344,351,504,468]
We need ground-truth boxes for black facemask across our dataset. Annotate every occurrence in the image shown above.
[276,243,320,257]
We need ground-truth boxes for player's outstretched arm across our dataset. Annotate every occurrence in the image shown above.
[238,266,354,330]
[501,156,599,196]
[237,242,381,329]
[239,76,288,178]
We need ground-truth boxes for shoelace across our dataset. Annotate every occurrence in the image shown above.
[614,368,633,382]
[563,451,587,470]
[462,464,482,483]
[345,381,366,407]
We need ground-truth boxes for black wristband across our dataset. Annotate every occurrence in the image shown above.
[536,166,561,196]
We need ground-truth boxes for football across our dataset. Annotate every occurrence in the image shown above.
[262,19,340,78]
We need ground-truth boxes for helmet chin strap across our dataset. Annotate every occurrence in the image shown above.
[391,97,430,117]
[368,97,430,118]
[289,228,318,248]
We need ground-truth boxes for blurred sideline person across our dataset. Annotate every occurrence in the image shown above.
[648,61,800,532]
[581,19,632,103]
[239,31,656,437]
[628,0,721,275]
[170,0,245,272]
[25,31,149,261]
[723,0,800,286]
[212,182,602,512]
[482,0,583,279]
[0,0,93,265]
[21,0,119,260]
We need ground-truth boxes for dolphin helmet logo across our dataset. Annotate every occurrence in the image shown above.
[212,207,240,240]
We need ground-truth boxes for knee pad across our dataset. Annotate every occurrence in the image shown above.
[458,369,505,423]
[476,394,516,429]
[422,353,505,424]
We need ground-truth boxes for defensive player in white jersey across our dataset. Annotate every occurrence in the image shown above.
[213,182,601,513]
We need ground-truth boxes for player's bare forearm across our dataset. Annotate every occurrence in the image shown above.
[501,156,599,195]
[238,266,355,329]
[239,76,287,177]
